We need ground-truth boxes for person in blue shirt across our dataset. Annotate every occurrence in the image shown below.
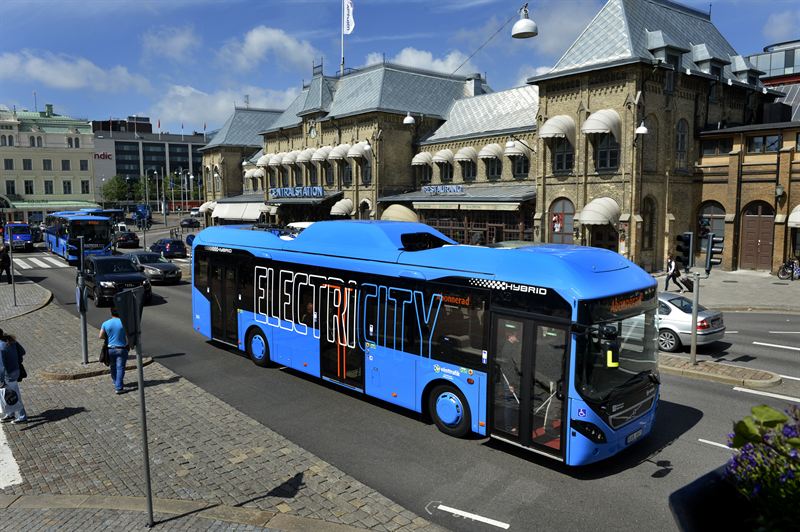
[99,308,129,394]
[0,328,27,423]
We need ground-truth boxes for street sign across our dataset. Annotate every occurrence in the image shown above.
[114,286,145,344]
[75,285,87,313]
[185,234,195,247]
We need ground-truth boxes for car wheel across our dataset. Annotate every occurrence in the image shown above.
[428,383,471,438]
[246,327,271,367]
[93,287,103,308]
[658,329,682,352]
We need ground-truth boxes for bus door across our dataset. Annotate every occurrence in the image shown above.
[208,256,239,345]
[319,282,364,390]
[491,314,567,456]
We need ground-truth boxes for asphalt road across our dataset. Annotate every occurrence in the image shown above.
[19,254,800,531]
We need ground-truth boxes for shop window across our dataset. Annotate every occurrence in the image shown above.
[595,134,619,171]
[485,158,502,180]
[361,159,371,186]
[512,156,529,179]
[438,162,453,182]
[549,198,574,244]
[415,164,432,185]
[642,196,656,251]
[552,138,574,172]
[747,135,781,153]
[461,160,476,182]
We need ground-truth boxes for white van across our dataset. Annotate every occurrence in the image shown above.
[115,222,129,232]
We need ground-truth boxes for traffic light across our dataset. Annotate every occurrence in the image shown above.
[675,231,694,270]
[704,232,724,274]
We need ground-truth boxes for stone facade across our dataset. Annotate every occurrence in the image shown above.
[201,147,252,201]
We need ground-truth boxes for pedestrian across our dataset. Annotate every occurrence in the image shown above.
[0,328,28,424]
[665,254,680,292]
[0,244,11,284]
[99,308,129,395]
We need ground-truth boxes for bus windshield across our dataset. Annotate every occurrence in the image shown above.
[575,308,659,402]
[69,220,111,244]
[9,226,31,235]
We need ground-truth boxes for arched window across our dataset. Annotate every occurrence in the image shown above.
[485,158,502,180]
[7,136,12,147]
[642,196,657,251]
[67,137,73,148]
[308,164,318,186]
[552,138,574,172]
[37,136,42,147]
[415,164,432,185]
[594,133,619,170]
[0,136,6,146]
[438,162,453,183]
[675,119,688,169]
[511,156,529,179]
[268,168,276,188]
[29,136,35,147]
[340,160,352,187]
[322,162,334,186]
[697,201,726,246]
[360,159,371,186]
[549,198,575,244]
[292,166,302,187]
[461,160,476,182]
[642,115,658,172]
[280,167,290,187]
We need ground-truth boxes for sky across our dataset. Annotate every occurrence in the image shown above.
[1,0,798,135]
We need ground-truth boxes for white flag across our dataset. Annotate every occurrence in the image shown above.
[343,0,355,35]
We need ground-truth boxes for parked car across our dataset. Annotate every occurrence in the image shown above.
[115,231,140,248]
[149,238,187,258]
[190,207,201,218]
[82,255,151,307]
[180,217,200,228]
[128,252,182,284]
[657,292,725,352]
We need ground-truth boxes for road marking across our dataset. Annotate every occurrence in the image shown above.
[753,341,800,352]
[768,331,800,334]
[27,258,53,269]
[12,259,32,269]
[435,504,510,530]
[779,374,800,382]
[698,438,731,450]
[0,426,23,489]
[43,257,65,267]
[733,387,800,403]
[726,331,738,334]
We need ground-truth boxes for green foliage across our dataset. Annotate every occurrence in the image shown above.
[726,404,800,530]
[101,176,147,203]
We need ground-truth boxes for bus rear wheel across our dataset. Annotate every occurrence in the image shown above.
[428,384,471,438]
[246,328,270,367]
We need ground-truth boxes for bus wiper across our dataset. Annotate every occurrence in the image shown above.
[600,370,656,402]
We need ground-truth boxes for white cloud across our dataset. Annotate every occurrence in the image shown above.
[516,65,552,86]
[365,47,478,76]
[527,1,600,56]
[0,50,150,92]
[142,26,200,63]
[762,10,800,42]
[218,26,318,72]
[149,84,299,132]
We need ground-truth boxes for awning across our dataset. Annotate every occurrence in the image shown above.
[454,146,478,163]
[381,204,419,222]
[432,149,454,165]
[282,150,301,166]
[256,154,272,167]
[244,169,256,178]
[411,152,433,166]
[578,197,621,226]
[347,141,371,158]
[581,109,621,141]
[211,202,247,219]
[311,146,333,162]
[241,203,265,221]
[296,148,316,164]
[253,168,265,178]
[330,197,354,216]
[789,205,800,228]
[268,152,286,167]
[503,140,531,159]
[478,143,503,159]
[328,143,352,160]
[540,115,576,146]
[199,201,216,213]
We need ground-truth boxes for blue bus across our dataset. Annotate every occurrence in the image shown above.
[80,208,126,223]
[3,222,34,252]
[44,212,114,262]
[191,221,659,465]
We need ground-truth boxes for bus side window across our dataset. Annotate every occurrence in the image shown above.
[194,249,209,292]
[238,256,254,311]
[431,288,487,369]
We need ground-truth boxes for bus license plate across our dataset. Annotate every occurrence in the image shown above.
[626,428,643,445]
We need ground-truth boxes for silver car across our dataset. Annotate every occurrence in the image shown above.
[657,292,725,352]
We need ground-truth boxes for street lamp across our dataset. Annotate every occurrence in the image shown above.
[153,170,159,214]
[511,3,538,39]
[189,174,194,205]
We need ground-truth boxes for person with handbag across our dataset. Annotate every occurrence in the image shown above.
[0,328,28,424]
[99,308,129,395]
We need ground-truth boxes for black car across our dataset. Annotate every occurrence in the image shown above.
[128,252,182,284]
[149,238,187,258]
[180,217,200,228]
[82,255,151,307]
[29,226,43,243]
[115,231,140,248]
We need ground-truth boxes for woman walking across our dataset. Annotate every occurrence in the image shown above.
[0,328,28,424]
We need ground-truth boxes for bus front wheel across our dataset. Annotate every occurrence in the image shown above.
[428,384,471,438]
[246,328,270,368]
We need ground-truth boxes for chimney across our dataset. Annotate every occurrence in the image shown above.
[45,103,53,117]
[465,73,483,96]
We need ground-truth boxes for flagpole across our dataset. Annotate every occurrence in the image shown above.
[340,0,345,77]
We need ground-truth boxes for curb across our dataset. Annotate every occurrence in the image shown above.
[1,494,366,531]
[38,357,154,381]
[659,359,782,389]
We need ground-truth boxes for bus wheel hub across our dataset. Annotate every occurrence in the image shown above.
[436,392,462,426]
[251,335,265,360]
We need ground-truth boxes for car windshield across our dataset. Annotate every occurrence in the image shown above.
[663,295,707,313]
[575,308,659,403]
[70,220,111,244]
[137,253,168,264]
[96,259,138,274]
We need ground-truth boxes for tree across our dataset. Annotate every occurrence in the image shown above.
[101,176,144,203]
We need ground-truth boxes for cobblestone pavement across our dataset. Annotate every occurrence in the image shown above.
[0,280,51,321]
[0,302,442,531]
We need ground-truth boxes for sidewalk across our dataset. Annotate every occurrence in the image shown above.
[0,284,441,531]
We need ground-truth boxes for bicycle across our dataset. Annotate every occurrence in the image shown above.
[777,258,800,281]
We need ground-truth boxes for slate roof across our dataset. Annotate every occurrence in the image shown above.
[423,85,538,143]
[263,63,489,133]
[530,0,745,83]
[200,107,283,151]
[773,84,800,121]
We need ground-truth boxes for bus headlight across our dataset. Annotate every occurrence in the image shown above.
[100,281,115,288]
[571,419,607,443]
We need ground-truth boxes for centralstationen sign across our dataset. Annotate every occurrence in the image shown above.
[270,186,325,199]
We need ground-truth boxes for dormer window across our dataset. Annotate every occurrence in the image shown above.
[747,74,758,85]
[710,64,722,79]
